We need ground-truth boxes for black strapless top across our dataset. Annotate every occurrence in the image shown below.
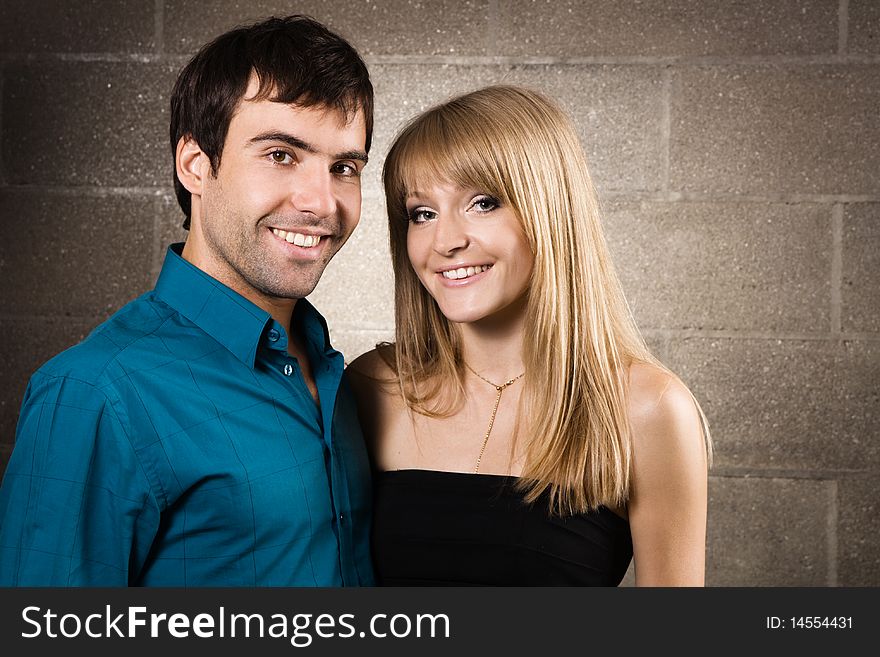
[372,469,632,586]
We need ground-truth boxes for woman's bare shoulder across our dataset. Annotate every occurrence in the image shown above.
[626,361,709,586]
[347,344,397,383]
[345,346,406,462]
[345,345,405,419]
[626,361,705,460]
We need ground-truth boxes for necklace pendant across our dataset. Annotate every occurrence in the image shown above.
[465,362,526,474]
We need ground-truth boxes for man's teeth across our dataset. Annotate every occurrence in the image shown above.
[272,228,322,248]
[441,265,491,280]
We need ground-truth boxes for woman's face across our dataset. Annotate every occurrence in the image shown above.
[405,183,533,325]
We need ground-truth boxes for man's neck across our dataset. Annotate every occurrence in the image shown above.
[261,296,299,342]
[180,238,298,338]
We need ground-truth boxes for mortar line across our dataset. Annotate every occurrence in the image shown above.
[362,54,880,66]
[4,52,880,66]
[661,333,671,365]
[326,323,397,333]
[331,328,396,334]
[0,314,102,324]
[0,62,5,187]
[487,0,500,56]
[640,328,880,341]
[605,191,880,203]
[151,196,165,284]
[660,66,672,198]
[0,52,164,63]
[827,479,839,586]
[831,204,844,336]
[708,467,871,480]
[0,185,167,196]
[155,0,165,55]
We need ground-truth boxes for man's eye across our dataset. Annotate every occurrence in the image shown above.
[332,162,359,177]
[270,151,292,164]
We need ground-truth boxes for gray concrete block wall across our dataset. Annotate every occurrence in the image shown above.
[670,65,880,195]
[0,1,876,586]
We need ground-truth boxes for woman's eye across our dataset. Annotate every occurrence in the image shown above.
[471,196,499,212]
[408,208,436,224]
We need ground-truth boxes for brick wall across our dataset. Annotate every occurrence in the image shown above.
[0,1,877,586]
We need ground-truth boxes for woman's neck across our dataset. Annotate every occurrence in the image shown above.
[458,296,527,382]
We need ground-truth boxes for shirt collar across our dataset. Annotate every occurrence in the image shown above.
[153,244,339,367]
[154,243,271,368]
[292,293,337,356]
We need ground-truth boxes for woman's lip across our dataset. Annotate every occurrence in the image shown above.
[436,264,493,273]
[435,266,491,287]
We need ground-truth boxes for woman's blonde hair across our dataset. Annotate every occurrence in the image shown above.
[383,85,710,515]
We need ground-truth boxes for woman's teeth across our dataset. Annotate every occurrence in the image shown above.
[272,228,322,248]
[441,265,491,280]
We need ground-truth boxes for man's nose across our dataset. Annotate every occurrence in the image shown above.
[291,163,335,218]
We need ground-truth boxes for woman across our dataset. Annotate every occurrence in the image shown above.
[348,85,711,586]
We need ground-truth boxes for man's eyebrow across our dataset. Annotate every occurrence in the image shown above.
[337,149,369,165]
[249,131,314,152]
[248,131,368,164]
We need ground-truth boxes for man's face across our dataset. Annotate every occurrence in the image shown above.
[192,78,367,305]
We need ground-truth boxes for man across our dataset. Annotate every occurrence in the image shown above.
[0,16,374,586]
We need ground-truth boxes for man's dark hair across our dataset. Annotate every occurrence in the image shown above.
[170,15,373,228]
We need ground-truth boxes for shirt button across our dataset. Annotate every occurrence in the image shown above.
[283,363,294,376]
[338,513,344,525]
[267,329,280,342]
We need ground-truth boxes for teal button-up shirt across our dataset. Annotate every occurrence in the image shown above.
[0,244,374,586]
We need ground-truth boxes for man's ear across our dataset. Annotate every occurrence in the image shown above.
[176,135,210,196]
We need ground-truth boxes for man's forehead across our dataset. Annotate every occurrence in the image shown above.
[241,74,354,114]
[233,78,363,132]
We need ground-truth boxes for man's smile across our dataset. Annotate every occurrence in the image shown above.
[270,227,324,248]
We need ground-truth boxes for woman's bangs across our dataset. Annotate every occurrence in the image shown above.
[392,111,507,203]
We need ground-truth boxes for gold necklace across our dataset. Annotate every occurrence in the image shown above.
[464,363,525,474]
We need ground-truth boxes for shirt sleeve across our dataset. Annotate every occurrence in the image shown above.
[0,371,161,586]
